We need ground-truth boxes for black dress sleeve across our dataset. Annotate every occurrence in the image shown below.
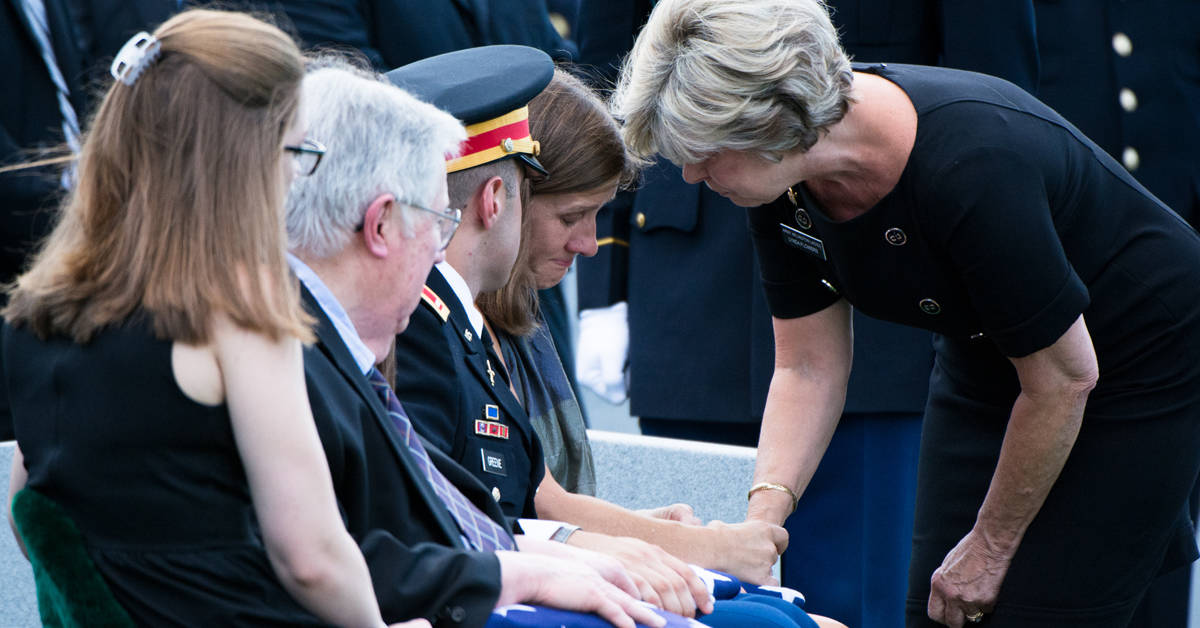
[746,201,842,319]
[923,146,1090,357]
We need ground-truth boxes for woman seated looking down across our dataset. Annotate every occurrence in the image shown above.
[3,10,420,627]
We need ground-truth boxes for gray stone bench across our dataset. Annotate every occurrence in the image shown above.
[587,429,780,580]
[1,440,39,627]
[587,429,757,525]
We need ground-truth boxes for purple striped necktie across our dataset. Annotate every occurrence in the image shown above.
[366,367,515,552]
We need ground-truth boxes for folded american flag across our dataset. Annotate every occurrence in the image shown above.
[486,603,704,627]
[689,566,806,607]
[485,568,810,627]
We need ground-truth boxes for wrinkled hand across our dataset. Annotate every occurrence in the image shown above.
[495,551,665,628]
[927,528,1014,627]
[568,531,713,617]
[637,503,703,526]
[705,520,788,586]
[576,303,629,404]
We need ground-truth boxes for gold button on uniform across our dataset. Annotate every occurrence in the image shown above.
[1122,147,1141,171]
[919,298,942,315]
[636,212,646,228]
[492,487,501,502]
[1119,88,1138,112]
[1112,32,1133,57]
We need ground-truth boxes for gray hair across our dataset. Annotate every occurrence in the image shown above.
[613,0,854,165]
[286,59,467,258]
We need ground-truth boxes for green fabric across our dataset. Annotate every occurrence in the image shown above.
[10,488,134,628]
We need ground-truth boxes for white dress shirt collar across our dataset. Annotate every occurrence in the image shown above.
[435,261,484,338]
[289,253,376,375]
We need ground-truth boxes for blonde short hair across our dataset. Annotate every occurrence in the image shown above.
[613,0,854,164]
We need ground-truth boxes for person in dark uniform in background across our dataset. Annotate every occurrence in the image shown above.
[1035,0,1199,230]
[572,1,1037,626]
[1034,2,1200,625]
[614,0,1200,625]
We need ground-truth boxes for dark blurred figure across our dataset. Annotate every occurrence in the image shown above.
[68,0,178,84]
[1036,3,1200,626]
[573,2,1037,626]
[1036,0,1199,230]
[267,0,575,70]
[1,0,86,295]
[546,0,578,44]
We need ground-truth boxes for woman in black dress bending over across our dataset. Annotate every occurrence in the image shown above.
[3,10,412,627]
[612,0,1200,626]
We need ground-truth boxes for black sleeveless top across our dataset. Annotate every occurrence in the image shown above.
[4,316,328,626]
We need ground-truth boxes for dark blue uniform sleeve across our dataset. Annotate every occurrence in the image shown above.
[922,146,1089,357]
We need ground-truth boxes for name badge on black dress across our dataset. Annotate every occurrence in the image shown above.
[780,223,826,260]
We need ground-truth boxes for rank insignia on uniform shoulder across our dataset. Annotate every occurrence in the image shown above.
[419,285,450,322]
[475,419,509,440]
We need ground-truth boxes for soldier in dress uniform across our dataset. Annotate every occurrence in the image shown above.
[389,45,553,523]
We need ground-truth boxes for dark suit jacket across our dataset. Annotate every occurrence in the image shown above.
[574,0,1039,420]
[1035,0,1200,228]
[393,267,545,521]
[0,0,87,288]
[302,286,504,627]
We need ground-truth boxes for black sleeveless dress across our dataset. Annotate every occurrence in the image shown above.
[748,63,1200,626]
[4,316,329,627]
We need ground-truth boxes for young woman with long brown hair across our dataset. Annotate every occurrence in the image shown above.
[3,10,407,627]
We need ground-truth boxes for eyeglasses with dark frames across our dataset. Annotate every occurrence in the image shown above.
[284,138,326,177]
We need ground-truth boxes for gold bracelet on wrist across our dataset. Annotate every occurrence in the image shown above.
[747,481,799,513]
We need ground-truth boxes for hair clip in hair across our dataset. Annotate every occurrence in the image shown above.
[110,31,161,86]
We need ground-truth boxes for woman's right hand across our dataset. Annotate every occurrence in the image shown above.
[495,551,666,628]
[702,520,788,586]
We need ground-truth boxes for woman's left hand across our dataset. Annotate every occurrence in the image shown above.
[927,527,1014,627]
